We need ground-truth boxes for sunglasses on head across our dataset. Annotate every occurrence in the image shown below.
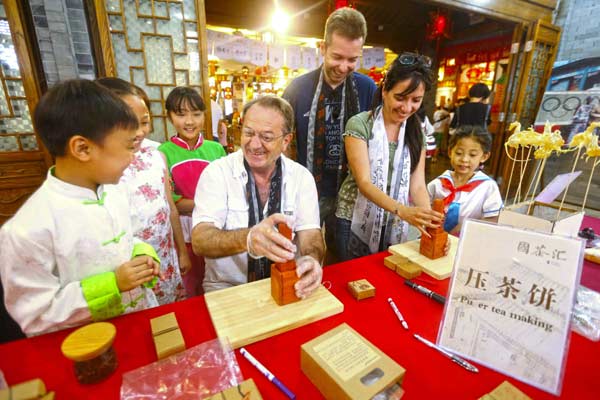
[395,52,432,68]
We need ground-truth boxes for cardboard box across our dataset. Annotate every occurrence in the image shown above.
[204,379,263,400]
[301,323,405,400]
[498,201,583,237]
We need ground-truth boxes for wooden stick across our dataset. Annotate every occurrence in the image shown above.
[527,158,547,214]
[581,158,599,211]
[504,146,517,205]
[525,158,542,203]
[513,146,524,205]
[514,146,532,204]
[556,147,582,219]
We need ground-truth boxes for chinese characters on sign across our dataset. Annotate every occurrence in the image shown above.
[438,220,584,395]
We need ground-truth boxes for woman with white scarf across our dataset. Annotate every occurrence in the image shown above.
[335,53,443,261]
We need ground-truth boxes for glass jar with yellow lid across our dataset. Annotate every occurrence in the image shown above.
[60,322,118,384]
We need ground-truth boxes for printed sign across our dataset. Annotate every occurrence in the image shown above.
[438,220,583,395]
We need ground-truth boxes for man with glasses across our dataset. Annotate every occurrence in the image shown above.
[282,7,376,261]
[191,96,324,295]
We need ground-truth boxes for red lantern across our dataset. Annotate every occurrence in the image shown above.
[335,0,349,9]
[426,11,451,41]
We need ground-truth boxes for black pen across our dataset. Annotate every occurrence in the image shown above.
[404,280,445,304]
[413,334,479,373]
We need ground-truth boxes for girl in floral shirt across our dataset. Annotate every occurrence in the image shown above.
[97,78,189,305]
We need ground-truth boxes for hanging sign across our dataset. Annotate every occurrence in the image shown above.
[231,38,251,63]
[362,48,386,69]
[250,42,267,66]
[287,46,302,70]
[269,45,285,69]
[438,220,583,395]
[302,47,319,70]
[206,29,230,56]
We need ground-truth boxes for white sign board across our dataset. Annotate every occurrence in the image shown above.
[302,47,319,70]
[287,46,302,70]
[269,45,285,69]
[438,220,583,395]
[362,47,386,69]
[250,42,267,66]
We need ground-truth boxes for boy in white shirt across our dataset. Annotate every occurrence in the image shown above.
[0,80,161,336]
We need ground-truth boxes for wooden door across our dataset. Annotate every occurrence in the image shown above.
[0,0,51,225]
[494,20,561,199]
[87,0,212,142]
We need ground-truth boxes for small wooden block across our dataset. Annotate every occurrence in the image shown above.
[277,223,292,240]
[8,378,46,400]
[151,312,185,359]
[0,389,9,400]
[395,262,422,279]
[271,263,300,306]
[154,327,186,359]
[432,198,444,213]
[41,392,55,400]
[150,312,178,336]
[204,378,263,400]
[347,279,375,300]
[480,381,532,400]
[384,254,408,270]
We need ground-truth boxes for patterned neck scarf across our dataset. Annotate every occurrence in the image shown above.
[307,67,360,195]
[245,157,283,282]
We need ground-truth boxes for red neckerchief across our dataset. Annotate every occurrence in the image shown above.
[439,176,485,206]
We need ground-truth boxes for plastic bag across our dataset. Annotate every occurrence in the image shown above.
[572,285,600,342]
[120,338,243,399]
[0,370,6,390]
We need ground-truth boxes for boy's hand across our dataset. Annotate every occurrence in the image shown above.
[115,256,161,292]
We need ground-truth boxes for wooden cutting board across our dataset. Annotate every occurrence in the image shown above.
[388,235,459,280]
[205,278,344,349]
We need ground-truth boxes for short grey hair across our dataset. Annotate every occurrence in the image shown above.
[242,96,294,135]
[324,7,367,45]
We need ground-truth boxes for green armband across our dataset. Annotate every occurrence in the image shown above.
[132,242,160,288]
[81,272,123,321]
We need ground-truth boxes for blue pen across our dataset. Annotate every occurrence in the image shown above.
[240,347,296,399]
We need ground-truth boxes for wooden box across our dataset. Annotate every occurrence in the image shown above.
[419,230,448,260]
[204,379,263,400]
[301,323,405,400]
[498,201,583,237]
[271,222,300,306]
[347,279,375,300]
[271,261,300,306]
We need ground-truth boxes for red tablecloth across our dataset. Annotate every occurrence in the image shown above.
[1,223,599,399]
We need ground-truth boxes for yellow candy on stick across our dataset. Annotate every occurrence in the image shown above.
[558,122,600,215]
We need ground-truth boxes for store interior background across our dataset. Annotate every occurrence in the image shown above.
[0,0,599,218]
